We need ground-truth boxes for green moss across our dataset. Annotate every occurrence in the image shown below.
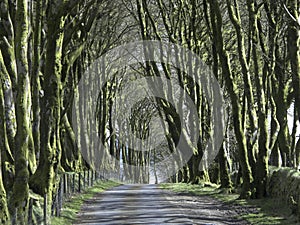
[51,180,120,225]
[160,182,299,225]
[268,167,300,218]
[238,198,298,225]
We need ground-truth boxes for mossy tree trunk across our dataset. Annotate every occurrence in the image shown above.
[218,145,232,189]
[263,1,281,165]
[12,0,31,223]
[31,0,42,163]
[287,0,300,130]
[0,0,17,191]
[29,1,66,211]
[0,155,9,223]
[0,52,10,224]
[246,0,269,198]
[274,55,291,167]
[0,51,14,192]
[0,0,17,90]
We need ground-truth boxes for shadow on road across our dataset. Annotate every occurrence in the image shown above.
[74,184,249,225]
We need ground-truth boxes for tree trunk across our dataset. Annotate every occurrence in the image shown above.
[31,0,42,164]
[0,0,17,171]
[218,145,232,189]
[287,0,300,121]
[0,52,10,224]
[246,0,269,198]
[0,51,14,192]
[29,4,65,212]
[12,0,31,223]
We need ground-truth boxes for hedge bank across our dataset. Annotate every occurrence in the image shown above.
[268,167,300,218]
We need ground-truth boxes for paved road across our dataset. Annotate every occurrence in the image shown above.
[74,184,249,225]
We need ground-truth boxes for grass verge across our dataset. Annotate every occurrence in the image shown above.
[51,180,120,225]
[160,183,300,225]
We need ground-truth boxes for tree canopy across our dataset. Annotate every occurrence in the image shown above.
[0,0,299,223]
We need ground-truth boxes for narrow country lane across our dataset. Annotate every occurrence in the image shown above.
[74,184,249,225]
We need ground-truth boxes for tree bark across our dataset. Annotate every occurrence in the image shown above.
[29,2,66,211]
[247,0,269,198]
[287,0,300,125]
[0,52,10,224]
[12,0,31,223]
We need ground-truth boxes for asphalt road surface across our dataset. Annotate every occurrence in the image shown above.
[74,184,250,225]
